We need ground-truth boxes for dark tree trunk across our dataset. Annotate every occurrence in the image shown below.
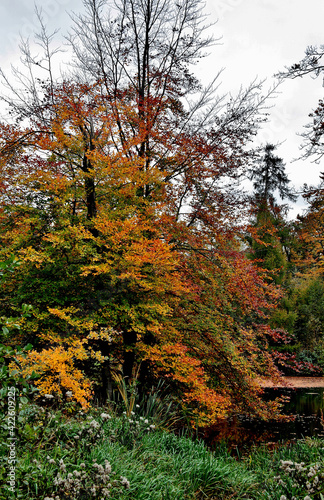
[122,330,137,380]
[85,175,97,219]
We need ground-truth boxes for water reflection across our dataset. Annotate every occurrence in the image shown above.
[266,387,324,442]
[283,388,324,416]
[204,386,324,451]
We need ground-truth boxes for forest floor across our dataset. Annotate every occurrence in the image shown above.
[258,376,324,388]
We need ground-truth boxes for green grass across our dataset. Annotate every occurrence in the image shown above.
[89,431,260,499]
[2,402,324,499]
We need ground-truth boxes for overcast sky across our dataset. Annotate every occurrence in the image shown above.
[0,0,323,218]
[204,0,324,218]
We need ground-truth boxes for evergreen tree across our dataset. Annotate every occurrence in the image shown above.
[247,144,296,284]
[249,143,296,205]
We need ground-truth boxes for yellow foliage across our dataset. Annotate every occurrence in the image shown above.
[18,247,52,266]
[10,326,125,409]
[48,307,96,332]
[12,344,92,409]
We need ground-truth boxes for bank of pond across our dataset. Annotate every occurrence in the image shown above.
[3,398,324,500]
[3,383,324,500]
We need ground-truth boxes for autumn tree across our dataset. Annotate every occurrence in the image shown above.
[244,145,308,374]
[272,195,324,374]
[241,46,324,373]
[0,1,285,422]
[289,175,324,358]
[295,175,324,272]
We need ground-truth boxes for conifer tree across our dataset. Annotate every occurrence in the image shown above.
[249,143,296,205]
[247,144,296,284]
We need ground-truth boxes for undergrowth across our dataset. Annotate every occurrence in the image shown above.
[1,395,324,499]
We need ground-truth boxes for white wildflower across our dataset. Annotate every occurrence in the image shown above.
[308,467,316,477]
[100,413,111,420]
[97,464,104,474]
[295,463,306,471]
[280,460,293,468]
[104,460,112,473]
[89,419,100,429]
[59,459,66,472]
[120,476,130,489]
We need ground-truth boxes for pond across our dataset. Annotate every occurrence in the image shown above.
[284,387,324,416]
[263,386,324,441]
[203,381,324,451]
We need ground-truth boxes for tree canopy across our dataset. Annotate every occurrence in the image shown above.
[0,0,289,424]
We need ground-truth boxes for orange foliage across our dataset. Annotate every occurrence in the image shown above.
[145,342,231,425]
[0,78,284,422]
[294,176,324,277]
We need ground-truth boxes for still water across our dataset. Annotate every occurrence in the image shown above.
[205,385,324,450]
[283,387,324,416]
[265,386,324,441]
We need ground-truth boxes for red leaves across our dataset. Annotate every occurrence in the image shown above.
[272,351,322,375]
